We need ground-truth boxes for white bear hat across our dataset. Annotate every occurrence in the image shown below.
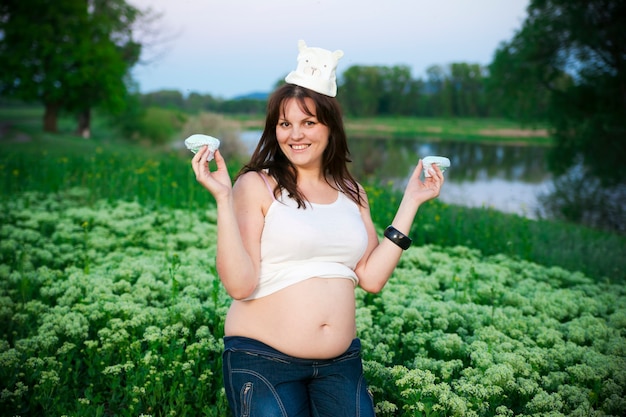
[285,40,344,97]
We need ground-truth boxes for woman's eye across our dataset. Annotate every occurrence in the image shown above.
[279,121,290,127]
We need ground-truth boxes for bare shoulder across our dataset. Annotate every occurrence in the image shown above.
[233,171,274,209]
[234,170,263,188]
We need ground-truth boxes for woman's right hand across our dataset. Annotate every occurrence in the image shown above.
[191,146,232,202]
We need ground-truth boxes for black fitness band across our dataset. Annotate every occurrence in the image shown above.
[384,225,412,250]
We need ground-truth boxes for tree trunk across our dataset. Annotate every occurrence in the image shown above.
[76,109,91,138]
[43,102,60,133]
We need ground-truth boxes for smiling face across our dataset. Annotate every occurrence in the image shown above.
[276,97,330,172]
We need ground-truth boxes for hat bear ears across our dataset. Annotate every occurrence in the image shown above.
[285,40,344,97]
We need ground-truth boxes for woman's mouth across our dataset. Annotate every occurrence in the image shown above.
[291,144,311,150]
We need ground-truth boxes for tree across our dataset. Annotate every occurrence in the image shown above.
[68,0,142,138]
[488,0,626,184]
[340,66,385,117]
[0,0,144,136]
[141,90,187,110]
[339,65,423,117]
[424,65,454,117]
[380,66,422,116]
[448,63,488,117]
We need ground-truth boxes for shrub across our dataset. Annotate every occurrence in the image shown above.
[1,190,625,416]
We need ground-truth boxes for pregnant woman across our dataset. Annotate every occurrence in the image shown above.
[191,40,445,417]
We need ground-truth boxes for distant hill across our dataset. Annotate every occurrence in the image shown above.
[233,91,268,101]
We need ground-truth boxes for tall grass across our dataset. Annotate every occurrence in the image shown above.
[0,108,245,210]
[1,137,217,209]
[367,186,625,282]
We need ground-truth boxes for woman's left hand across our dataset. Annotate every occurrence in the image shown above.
[404,159,445,205]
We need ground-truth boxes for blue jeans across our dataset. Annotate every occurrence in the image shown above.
[222,336,376,417]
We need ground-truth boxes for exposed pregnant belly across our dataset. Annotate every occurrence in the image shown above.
[224,277,357,359]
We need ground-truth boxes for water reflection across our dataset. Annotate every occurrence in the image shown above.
[349,138,550,184]
[239,131,553,218]
[348,138,553,218]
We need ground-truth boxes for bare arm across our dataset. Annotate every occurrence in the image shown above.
[354,160,445,293]
[191,147,265,299]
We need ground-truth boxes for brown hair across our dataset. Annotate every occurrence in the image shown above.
[236,84,363,208]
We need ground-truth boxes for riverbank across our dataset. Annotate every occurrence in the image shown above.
[229,114,552,146]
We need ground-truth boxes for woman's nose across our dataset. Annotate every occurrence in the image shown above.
[291,126,304,140]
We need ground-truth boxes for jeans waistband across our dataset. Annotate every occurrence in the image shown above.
[223,336,361,361]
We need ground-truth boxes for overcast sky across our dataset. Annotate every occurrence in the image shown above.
[129,0,529,99]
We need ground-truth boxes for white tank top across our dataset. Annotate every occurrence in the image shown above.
[242,173,368,300]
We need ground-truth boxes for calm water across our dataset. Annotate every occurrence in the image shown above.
[240,131,553,219]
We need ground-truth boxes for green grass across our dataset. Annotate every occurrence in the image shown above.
[0,107,244,209]
[1,107,623,282]
[1,135,216,209]
[346,116,551,144]
[367,187,625,282]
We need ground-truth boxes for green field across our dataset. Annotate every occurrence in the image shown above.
[1,108,625,416]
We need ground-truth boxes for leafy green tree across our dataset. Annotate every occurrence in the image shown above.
[340,65,424,117]
[0,0,144,135]
[449,63,488,117]
[425,65,454,117]
[340,66,385,117]
[380,65,422,116]
[219,98,266,114]
[488,0,626,184]
[423,64,490,118]
[68,0,142,138]
[141,90,187,109]
[186,92,221,113]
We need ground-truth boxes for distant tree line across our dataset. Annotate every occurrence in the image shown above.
[139,90,267,115]
[340,63,493,118]
[138,62,501,119]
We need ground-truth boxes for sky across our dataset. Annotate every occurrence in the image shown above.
[129,0,530,99]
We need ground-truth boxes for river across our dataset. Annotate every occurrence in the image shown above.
[240,131,553,219]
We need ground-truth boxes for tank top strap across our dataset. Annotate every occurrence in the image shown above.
[257,171,277,201]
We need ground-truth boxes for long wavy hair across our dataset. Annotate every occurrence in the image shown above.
[236,84,363,208]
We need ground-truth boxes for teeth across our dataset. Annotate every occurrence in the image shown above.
[291,144,309,150]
